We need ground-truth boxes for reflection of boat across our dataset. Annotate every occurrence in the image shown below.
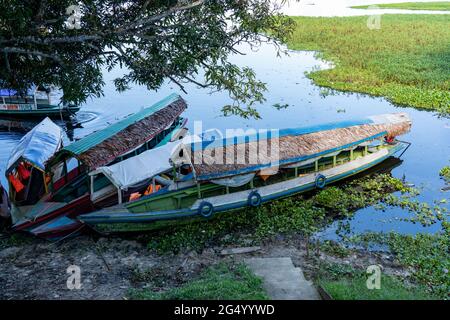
[353,155,403,177]
[79,113,412,234]
[7,94,188,238]
[0,119,43,133]
[0,117,82,139]
[0,86,79,119]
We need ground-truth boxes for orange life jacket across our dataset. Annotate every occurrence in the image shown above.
[144,184,161,196]
[17,163,31,180]
[8,173,25,193]
[129,192,142,201]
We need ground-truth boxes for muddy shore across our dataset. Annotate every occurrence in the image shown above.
[0,234,408,300]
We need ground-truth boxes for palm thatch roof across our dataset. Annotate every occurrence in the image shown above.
[52,94,187,170]
[190,113,411,180]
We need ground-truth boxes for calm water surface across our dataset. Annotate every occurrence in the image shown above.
[0,43,448,239]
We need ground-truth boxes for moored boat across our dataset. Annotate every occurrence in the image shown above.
[8,93,188,238]
[0,86,79,119]
[78,113,412,234]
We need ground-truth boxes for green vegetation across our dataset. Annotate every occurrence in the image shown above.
[318,183,449,299]
[319,240,351,258]
[286,15,450,115]
[440,165,450,182]
[145,174,409,253]
[352,2,450,11]
[318,262,437,300]
[0,233,34,250]
[380,193,448,226]
[350,231,450,298]
[128,263,268,300]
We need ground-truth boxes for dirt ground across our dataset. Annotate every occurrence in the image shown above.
[0,233,409,300]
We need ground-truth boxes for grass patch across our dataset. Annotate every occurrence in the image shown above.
[319,240,351,258]
[350,231,450,299]
[286,15,450,114]
[439,165,450,182]
[144,174,408,253]
[0,233,34,249]
[318,262,437,300]
[128,262,268,300]
[352,2,450,11]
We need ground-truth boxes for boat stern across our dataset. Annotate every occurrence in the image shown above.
[368,113,412,137]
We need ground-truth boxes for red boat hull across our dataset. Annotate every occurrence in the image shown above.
[12,194,94,232]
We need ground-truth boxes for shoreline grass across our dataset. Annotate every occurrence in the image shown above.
[317,262,439,300]
[352,2,450,11]
[348,231,450,299]
[286,15,450,115]
[128,262,268,300]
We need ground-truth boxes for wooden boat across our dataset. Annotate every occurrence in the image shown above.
[78,113,412,234]
[8,94,188,238]
[0,87,79,119]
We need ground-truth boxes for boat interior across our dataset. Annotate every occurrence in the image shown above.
[7,161,49,206]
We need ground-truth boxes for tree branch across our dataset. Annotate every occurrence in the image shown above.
[1,47,64,65]
[117,0,205,33]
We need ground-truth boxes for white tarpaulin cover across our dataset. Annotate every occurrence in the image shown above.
[91,140,184,190]
[6,117,63,173]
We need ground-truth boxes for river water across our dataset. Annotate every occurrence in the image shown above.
[0,12,448,239]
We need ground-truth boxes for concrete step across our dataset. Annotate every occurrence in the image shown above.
[250,267,306,283]
[245,257,320,300]
[245,257,294,269]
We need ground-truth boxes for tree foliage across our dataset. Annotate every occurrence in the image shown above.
[0,0,294,117]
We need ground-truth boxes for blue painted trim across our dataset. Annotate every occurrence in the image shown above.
[154,117,187,148]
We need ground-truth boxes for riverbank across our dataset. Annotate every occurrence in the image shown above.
[1,173,447,299]
[0,231,442,300]
[286,15,450,115]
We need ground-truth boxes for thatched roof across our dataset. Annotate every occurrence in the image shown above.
[52,94,187,170]
[190,113,411,181]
